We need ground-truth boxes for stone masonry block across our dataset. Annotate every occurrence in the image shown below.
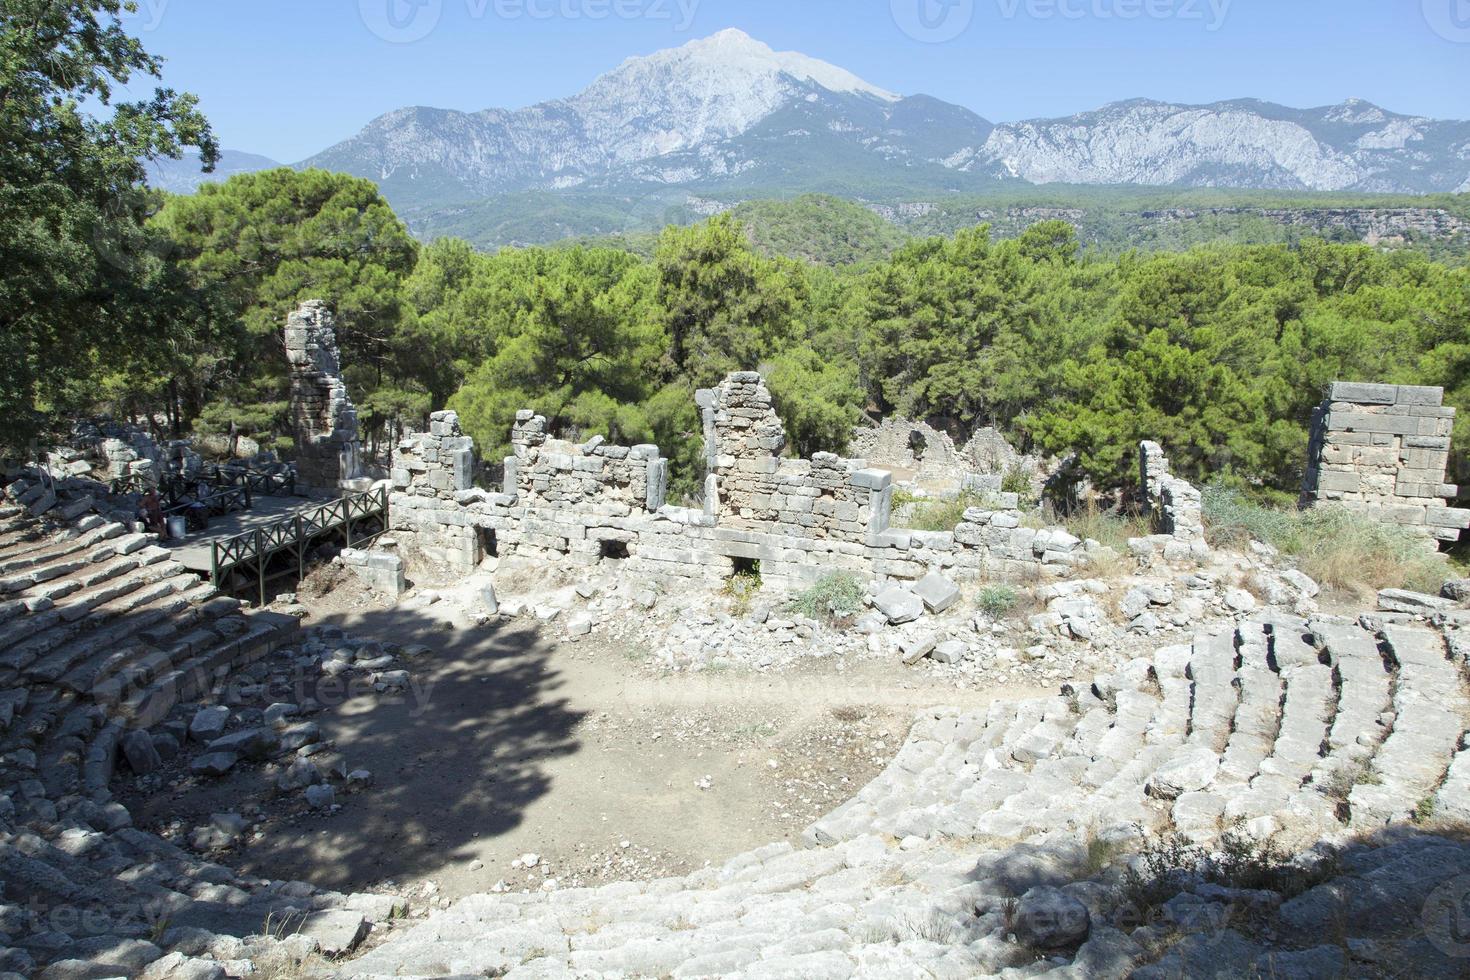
[1394,385,1445,407]
[1329,382,1397,404]
[1426,507,1470,530]
[850,468,892,491]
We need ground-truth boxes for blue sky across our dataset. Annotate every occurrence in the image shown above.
[117,0,1469,163]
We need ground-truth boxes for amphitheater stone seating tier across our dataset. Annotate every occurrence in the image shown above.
[0,474,400,979]
[341,614,1470,979]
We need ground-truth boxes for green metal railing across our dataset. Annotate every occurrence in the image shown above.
[209,486,389,606]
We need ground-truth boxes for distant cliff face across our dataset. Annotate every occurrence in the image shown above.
[158,32,1470,249]
[975,99,1470,194]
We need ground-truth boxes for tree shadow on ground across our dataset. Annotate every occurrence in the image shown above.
[243,607,584,892]
[121,605,584,895]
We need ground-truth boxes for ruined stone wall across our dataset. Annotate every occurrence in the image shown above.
[388,373,1102,588]
[846,417,968,487]
[1302,382,1470,545]
[706,373,888,544]
[388,410,485,569]
[1140,441,1206,554]
[286,300,362,490]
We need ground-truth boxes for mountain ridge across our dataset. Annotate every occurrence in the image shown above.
[154,30,1470,240]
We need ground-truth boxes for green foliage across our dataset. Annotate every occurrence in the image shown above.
[1201,485,1447,592]
[790,572,866,624]
[722,568,762,617]
[727,195,906,266]
[655,214,804,388]
[0,0,216,452]
[151,168,419,443]
[977,584,1020,619]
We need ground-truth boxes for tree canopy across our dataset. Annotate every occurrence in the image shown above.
[0,0,216,452]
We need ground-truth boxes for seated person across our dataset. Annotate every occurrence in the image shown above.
[140,489,167,538]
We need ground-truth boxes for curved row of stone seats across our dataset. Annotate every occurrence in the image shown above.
[339,613,1470,979]
[0,475,401,979]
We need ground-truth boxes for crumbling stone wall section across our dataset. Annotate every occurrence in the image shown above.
[705,373,892,544]
[389,410,485,569]
[847,417,968,487]
[286,300,362,489]
[385,373,1110,586]
[1302,382,1470,544]
[1139,441,1206,554]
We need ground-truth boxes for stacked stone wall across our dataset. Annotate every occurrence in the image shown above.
[1302,382,1470,544]
[285,300,362,490]
[389,374,1102,588]
[705,373,887,545]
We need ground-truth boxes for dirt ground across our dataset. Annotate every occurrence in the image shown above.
[123,595,1050,902]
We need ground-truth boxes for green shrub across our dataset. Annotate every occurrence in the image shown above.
[977,584,1020,618]
[722,569,762,616]
[791,572,865,623]
[1202,484,1446,593]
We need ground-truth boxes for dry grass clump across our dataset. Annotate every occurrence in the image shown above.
[1202,485,1446,594]
[1059,502,1151,553]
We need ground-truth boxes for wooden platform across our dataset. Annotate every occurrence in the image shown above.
[167,496,319,574]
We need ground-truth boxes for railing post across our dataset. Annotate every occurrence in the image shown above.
[295,515,305,583]
[255,529,266,608]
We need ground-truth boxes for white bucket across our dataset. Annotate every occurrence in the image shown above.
[166,515,187,539]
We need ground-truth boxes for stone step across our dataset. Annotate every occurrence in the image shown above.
[1350,626,1468,828]
[117,611,299,728]
[1285,621,1395,822]
[23,579,201,683]
[1182,628,1238,752]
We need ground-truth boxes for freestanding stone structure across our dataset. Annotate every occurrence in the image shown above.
[1302,381,1469,544]
[285,300,363,490]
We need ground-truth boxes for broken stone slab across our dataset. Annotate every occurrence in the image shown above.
[1378,589,1455,615]
[304,784,336,809]
[263,703,299,727]
[1442,579,1470,604]
[900,634,937,665]
[296,909,368,956]
[931,640,968,664]
[1015,885,1090,949]
[188,705,229,743]
[205,727,277,761]
[911,572,960,614]
[874,586,924,625]
[277,758,322,792]
[1145,746,1221,800]
[189,752,239,777]
[121,729,162,775]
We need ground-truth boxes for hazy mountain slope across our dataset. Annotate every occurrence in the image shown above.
[145,150,281,194]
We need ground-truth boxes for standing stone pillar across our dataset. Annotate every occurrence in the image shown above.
[285,300,364,491]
